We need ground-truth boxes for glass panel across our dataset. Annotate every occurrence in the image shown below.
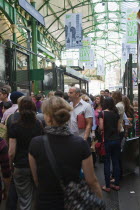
[94,3,105,13]
[108,2,119,11]
[16,51,30,95]
[43,71,53,90]
[0,44,5,83]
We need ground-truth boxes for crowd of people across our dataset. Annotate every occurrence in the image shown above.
[0,85,138,210]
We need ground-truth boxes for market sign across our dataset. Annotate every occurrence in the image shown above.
[79,48,94,70]
[65,13,83,49]
[126,7,139,45]
[18,0,45,26]
[82,37,91,48]
[97,59,104,76]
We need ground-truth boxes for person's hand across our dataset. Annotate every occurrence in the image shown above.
[91,130,95,138]
[2,189,8,200]
[124,128,128,138]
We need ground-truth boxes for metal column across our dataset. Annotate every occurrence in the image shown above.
[138,83,140,175]
[128,54,133,104]
[31,0,38,94]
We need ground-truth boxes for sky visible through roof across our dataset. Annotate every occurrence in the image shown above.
[35,0,140,70]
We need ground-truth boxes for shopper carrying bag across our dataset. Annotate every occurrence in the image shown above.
[29,96,103,210]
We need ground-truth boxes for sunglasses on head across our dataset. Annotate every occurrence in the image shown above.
[0,88,8,94]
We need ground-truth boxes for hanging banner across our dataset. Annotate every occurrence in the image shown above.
[79,47,90,62]
[126,8,139,45]
[97,59,104,76]
[122,41,127,61]
[82,37,91,48]
[65,13,83,49]
[85,49,94,70]
[66,59,74,67]
[132,68,138,87]
[79,48,94,70]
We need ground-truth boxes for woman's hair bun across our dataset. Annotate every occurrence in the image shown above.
[53,108,70,125]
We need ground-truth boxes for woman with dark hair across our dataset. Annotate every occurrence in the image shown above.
[94,95,104,161]
[122,95,134,121]
[99,97,121,192]
[35,94,43,113]
[122,96,134,137]
[94,95,104,133]
[29,96,102,210]
[8,97,43,210]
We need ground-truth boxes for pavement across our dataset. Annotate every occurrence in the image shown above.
[1,163,140,210]
[95,162,140,210]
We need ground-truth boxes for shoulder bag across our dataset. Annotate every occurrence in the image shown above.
[43,135,106,210]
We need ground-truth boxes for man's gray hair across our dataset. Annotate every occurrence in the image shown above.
[75,87,81,94]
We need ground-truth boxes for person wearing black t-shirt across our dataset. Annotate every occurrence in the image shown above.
[99,97,121,192]
[8,97,44,210]
[29,96,102,210]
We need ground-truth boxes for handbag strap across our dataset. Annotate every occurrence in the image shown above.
[42,135,65,190]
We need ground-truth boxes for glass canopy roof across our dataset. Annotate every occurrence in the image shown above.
[29,0,140,67]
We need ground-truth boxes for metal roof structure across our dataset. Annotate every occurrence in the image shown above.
[0,0,140,67]
[34,0,140,66]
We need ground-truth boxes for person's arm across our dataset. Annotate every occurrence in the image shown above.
[0,142,11,200]
[98,117,103,131]
[84,117,93,140]
[8,138,16,168]
[1,112,7,124]
[123,113,130,126]
[118,119,121,132]
[82,155,102,198]
[91,110,96,138]
[28,153,38,187]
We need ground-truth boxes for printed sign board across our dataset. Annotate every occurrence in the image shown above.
[65,13,83,49]
[126,7,139,45]
[18,0,45,26]
[97,59,104,76]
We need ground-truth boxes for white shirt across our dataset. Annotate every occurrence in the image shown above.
[68,99,93,138]
[1,104,18,124]
[116,102,125,132]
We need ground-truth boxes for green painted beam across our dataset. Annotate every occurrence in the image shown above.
[47,4,64,29]
[92,0,139,3]
[0,0,14,23]
[38,0,50,11]
[45,0,89,30]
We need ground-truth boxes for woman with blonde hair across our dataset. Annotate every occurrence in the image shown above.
[29,96,102,210]
[47,91,54,98]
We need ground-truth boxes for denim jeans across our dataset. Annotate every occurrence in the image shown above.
[104,140,121,188]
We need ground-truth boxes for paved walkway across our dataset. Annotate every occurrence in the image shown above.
[95,162,140,210]
[1,164,140,210]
